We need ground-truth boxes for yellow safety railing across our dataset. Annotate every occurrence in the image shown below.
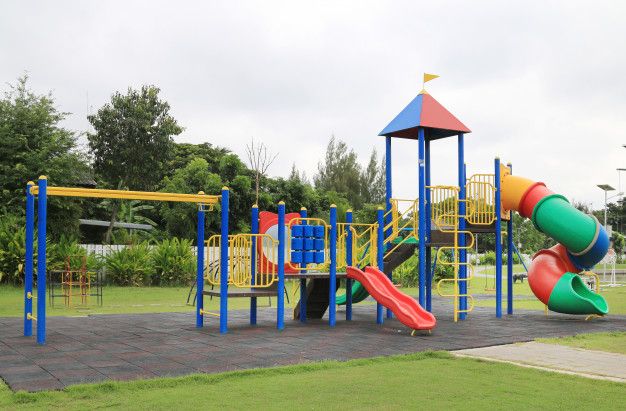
[230,234,277,288]
[206,234,278,288]
[205,235,229,286]
[286,217,330,272]
[336,223,378,269]
[429,185,476,322]
[428,186,459,227]
[383,198,418,259]
[465,174,496,225]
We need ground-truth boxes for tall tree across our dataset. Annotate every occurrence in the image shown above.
[360,148,385,204]
[314,136,363,209]
[245,138,278,205]
[88,85,182,190]
[0,75,90,238]
[87,85,182,242]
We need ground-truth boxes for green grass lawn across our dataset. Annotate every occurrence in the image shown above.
[0,285,279,317]
[538,332,626,355]
[2,275,624,317]
[1,352,624,410]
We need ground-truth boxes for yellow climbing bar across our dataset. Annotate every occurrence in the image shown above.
[30,186,220,204]
[429,185,476,322]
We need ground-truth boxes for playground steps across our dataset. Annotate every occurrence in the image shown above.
[429,229,470,247]
[384,243,417,275]
[293,277,340,320]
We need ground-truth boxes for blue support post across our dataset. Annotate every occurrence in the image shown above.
[417,127,426,307]
[219,187,230,333]
[24,182,34,337]
[376,207,385,324]
[299,207,307,323]
[277,201,286,330]
[345,210,353,321]
[494,158,503,318]
[425,138,432,312]
[458,134,467,320]
[507,163,514,315]
[329,205,337,327]
[385,136,392,241]
[251,205,259,325]
[196,198,205,328]
[36,176,47,345]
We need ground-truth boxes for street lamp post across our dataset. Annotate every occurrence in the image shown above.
[597,184,615,228]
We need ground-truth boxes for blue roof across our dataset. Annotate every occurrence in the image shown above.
[378,94,423,137]
[378,92,471,140]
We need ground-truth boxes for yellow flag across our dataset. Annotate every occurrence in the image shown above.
[423,73,439,83]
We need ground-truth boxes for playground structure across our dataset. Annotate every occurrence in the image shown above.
[23,80,612,345]
[47,255,103,307]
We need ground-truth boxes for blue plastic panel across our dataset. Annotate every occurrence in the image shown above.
[291,238,303,250]
[291,251,303,263]
[304,238,314,250]
[314,251,325,264]
[304,251,315,264]
[314,225,324,238]
[314,239,324,250]
[292,225,303,237]
[304,225,314,237]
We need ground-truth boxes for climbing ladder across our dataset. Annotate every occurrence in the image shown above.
[429,174,497,321]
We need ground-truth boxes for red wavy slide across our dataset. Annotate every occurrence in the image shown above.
[346,266,436,331]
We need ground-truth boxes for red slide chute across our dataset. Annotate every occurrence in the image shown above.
[346,266,436,331]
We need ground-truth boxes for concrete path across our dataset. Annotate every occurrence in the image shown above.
[454,341,626,382]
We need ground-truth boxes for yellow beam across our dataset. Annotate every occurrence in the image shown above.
[29,186,220,204]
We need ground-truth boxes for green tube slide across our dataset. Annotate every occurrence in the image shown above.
[336,281,369,305]
[531,194,597,254]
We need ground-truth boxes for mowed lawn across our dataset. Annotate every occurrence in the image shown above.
[0,285,279,317]
[1,273,625,317]
[538,332,626,355]
[1,352,625,410]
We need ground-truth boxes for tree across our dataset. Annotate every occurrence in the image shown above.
[87,85,182,242]
[245,138,278,205]
[169,142,229,176]
[0,75,90,239]
[361,148,385,204]
[159,158,222,238]
[314,136,363,209]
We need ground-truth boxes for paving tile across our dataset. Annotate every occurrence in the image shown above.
[1,301,625,392]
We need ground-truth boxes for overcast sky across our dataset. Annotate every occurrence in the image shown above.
[2,1,624,209]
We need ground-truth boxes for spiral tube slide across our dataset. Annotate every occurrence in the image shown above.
[502,175,609,315]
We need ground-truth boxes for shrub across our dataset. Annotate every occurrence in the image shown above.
[0,214,26,284]
[482,251,496,265]
[151,238,195,286]
[393,249,454,287]
[105,242,153,286]
[48,235,102,272]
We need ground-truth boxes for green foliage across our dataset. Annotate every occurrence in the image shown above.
[219,154,247,183]
[168,142,229,176]
[160,158,223,238]
[393,249,454,287]
[87,85,182,191]
[480,250,521,265]
[104,243,153,286]
[48,235,102,272]
[314,136,384,211]
[0,214,26,285]
[0,75,89,238]
[150,238,195,286]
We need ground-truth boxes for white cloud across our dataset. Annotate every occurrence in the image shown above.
[1,0,624,209]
